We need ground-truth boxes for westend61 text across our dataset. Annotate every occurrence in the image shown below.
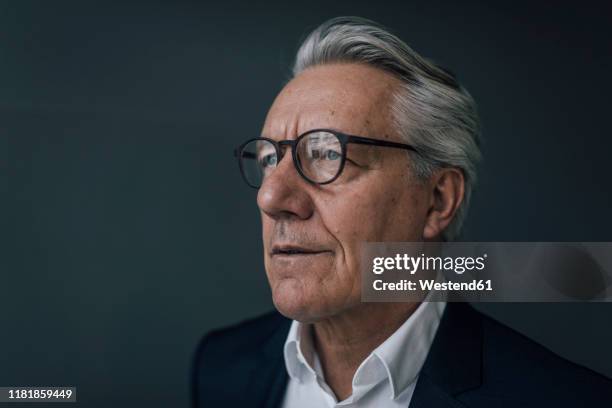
[373,279,493,292]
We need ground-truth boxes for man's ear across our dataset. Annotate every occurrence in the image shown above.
[423,168,465,240]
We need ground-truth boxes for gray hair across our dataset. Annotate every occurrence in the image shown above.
[292,16,481,241]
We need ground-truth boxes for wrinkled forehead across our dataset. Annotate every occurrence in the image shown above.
[262,63,401,141]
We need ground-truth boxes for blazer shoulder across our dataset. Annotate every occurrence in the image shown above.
[193,309,290,369]
[478,310,612,403]
[191,310,291,407]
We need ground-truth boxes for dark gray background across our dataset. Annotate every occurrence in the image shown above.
[2,1,611,407]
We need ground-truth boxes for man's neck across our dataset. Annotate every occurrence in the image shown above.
[311,302,419,401]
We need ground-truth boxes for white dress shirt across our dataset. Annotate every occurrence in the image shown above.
[281,299,446,408]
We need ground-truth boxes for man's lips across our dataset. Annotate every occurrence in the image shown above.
[270,245,332,256]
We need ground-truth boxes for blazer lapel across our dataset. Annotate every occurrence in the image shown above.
[409,373,470,408]
[246,316,291,408]
[409,302,483,407]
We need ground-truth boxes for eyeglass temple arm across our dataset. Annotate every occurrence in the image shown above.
[346,135,419,153]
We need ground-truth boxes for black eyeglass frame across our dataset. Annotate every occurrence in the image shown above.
[234,128,419,188]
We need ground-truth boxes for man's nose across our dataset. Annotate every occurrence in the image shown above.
[257,151,314,220]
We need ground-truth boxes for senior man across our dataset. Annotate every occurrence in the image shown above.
[192,17,612,407]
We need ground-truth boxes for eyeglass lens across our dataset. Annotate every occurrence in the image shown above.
[239,131,343,187]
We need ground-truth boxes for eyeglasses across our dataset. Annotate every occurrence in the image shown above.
[234,128,419,188]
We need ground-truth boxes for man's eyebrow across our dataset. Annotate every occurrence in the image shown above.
[261,127,349,140]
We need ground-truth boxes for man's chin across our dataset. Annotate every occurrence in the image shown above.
[271,280,324,323]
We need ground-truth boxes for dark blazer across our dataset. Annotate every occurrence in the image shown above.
[192,303,612,407]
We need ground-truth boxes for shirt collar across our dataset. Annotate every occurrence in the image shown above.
[283,297,446,400]
[283,319,318,382]
[373,299,446,398]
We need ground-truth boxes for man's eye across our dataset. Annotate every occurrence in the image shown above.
[324,150,341,160]
[259,154,277,168]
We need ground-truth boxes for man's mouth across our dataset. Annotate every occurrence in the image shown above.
[271,245,331,256]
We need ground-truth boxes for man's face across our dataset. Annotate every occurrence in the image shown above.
[258,63,431,322]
